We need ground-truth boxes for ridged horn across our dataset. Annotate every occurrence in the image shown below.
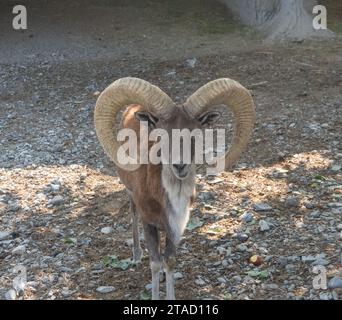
[184,78,255,170]
[94,77,175,170]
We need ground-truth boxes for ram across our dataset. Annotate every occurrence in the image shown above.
[94,77,255,300]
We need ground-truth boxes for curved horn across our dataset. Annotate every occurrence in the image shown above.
[184,78,255,170]
[94,77,175,170]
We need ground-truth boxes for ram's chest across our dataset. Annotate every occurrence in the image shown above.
[162,173,194,243]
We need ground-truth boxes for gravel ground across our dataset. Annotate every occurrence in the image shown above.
[0,0,342,301]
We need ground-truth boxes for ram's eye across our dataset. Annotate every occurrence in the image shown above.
[197,111,221,126]
[134,111,159,128]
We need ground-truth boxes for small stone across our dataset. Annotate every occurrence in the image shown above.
[48,195,64,206]
[185,58,197,68]
[253,203,272,212]
[304,202,314,209]
[124,239,134,247]
[217,277,226,284]
[198,192,215,201]
[4,289,17,300]
[328,277,342,289]
[8,202,21,212]
[12,245,26,255]
[288,255,300,262]
[285,197,299,208]
[174,272,183,280]
[166,70,176,77]
[207,177,224,185]
[232,275,242,283]
[221,260,229,267]
[61,288,71,297]
[259,220,270,232]
[101,227,113,234]
[60,266,73,273]
[328,202,342,208]
[285,264,296,273]
[236,233,249,242]
[237,244,247,252]
[239,212,254,223]
[75,267,86,273]
[277,256,288,266]
[262,283,279,290]
[96,286,115,294]
[310,211,320,218]
[214,261,223,268]
[195,278,206,286]
[319,292,333,300]
[50,184,61,192]
[145,283,152,291]
[311,258,329,266]
[0,231,11,240]
[336,224,342,231]
[295,221,305,228]
[302,255,317,263]
[331,164,341,172]
[216,246,227,255]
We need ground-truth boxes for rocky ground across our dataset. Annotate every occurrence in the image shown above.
[0,0,342,301]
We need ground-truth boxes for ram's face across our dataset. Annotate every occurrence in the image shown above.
[95,77,255,174]
[135,107,221,180]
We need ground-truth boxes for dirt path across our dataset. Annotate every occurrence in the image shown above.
[0,0,258,64]
[0,0,342,300]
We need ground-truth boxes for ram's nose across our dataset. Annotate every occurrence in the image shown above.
[173,164,186,172]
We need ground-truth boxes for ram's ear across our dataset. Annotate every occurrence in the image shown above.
[134,111,159,129]
[197,111,221,126]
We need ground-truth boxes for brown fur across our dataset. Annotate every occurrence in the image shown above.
[118,105,166,229]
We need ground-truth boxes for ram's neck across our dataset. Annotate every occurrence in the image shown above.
[161,167,195,243]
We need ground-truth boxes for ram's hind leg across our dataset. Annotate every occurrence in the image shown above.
[164,237,176,300]
[143,223,161,300]
[130,198,142,264]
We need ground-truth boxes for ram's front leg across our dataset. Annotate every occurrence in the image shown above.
[130,198,142,264]
[143,223,161,300]
[164,237,177,300]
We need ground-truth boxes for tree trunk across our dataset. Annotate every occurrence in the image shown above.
[221,0,333,40]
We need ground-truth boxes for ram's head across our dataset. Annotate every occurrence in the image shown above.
[94,77,255,177]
